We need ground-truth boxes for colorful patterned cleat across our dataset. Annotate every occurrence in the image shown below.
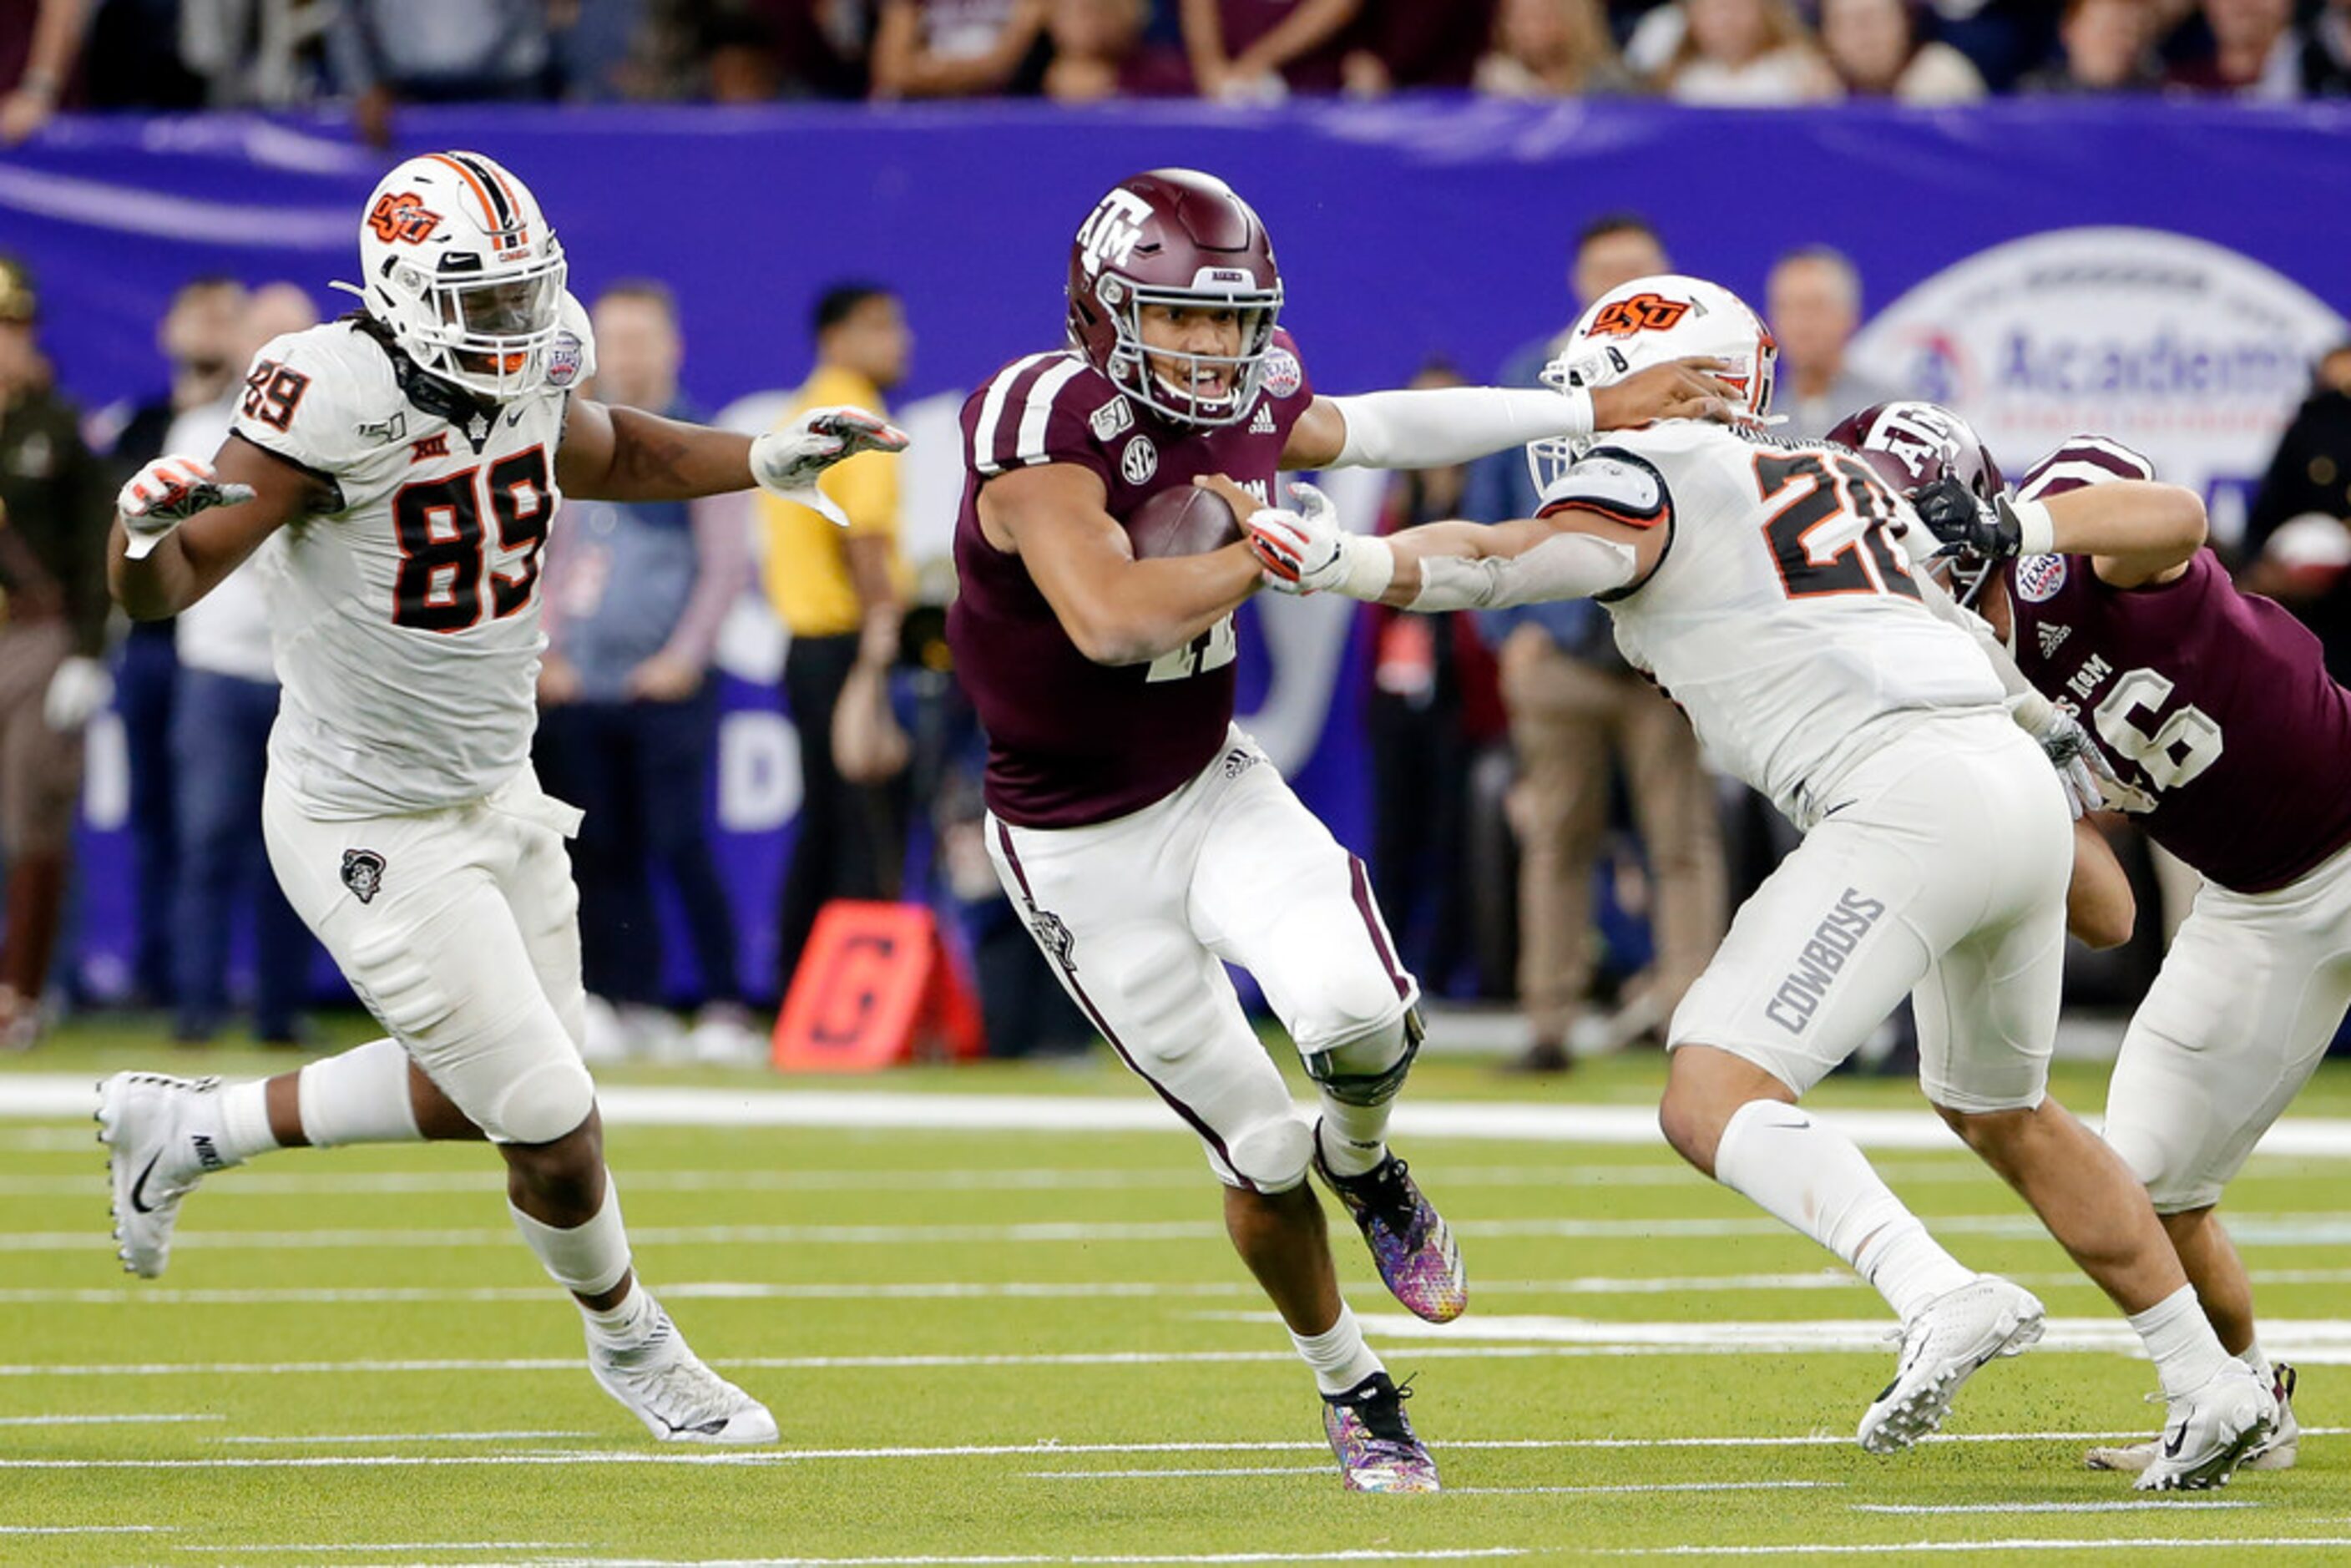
[1322,1372,1439,1493]
[1315,1133,1467,1323]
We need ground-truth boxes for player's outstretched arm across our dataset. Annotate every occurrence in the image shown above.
[1280,357,1740,472]
[981,463,1259,667]
[1909,477,2204,591]
[109,436,321,621]
[2065,817,2136,952]
[558,399,907,521]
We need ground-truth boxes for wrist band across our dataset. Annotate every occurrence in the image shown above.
[2009,495,2056,557]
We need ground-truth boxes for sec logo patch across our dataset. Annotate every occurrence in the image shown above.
[2014,554,2067,604]
[1121,435,1158,485]
[1261,347,1302,400]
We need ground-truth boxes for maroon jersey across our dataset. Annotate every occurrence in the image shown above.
[2008,544,2351,893]
[947,334,1314,828]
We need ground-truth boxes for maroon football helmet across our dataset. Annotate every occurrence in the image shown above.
[1830,401,2007,605]
[1066,169,1284,429]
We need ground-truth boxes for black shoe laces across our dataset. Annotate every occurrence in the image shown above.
[1343,1373,1420,1452]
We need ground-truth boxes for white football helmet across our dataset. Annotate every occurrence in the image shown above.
[1527,273,1778,494]
[336,150,567,402]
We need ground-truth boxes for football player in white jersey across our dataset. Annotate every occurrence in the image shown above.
[97,150,906,1444]
[1225,275,2276,1491]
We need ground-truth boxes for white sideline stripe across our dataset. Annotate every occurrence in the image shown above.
[14,1264,2351,1310]
[470,1554,1533,1567]
[0,1412,220,1426]
[174,1545,581,1555]
[16,1212,2351,1253]
[1026,1467,1331,1479]
[1444,1482,1841,1499]
[1606,1543,2351,1559]
[223,1431,593,1445]
[0,1525,172,1535]
[12,1074,2351,1156]
[1851,1501,2253,1515]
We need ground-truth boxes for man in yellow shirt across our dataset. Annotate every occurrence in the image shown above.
[760,282,913,988]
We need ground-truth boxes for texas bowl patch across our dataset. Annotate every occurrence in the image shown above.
[2013,553,2067,604]
[1261,347,1302,400]
[545,331,584,389]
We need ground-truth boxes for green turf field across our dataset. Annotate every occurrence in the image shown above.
[3,1019,2348,1565]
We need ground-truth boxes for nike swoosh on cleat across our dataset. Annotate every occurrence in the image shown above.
[2163,1422,2189,1458]
[128,1153,164,1216]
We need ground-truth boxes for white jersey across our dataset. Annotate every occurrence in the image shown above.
[1558,422,2005,827]
[228,300,594,818]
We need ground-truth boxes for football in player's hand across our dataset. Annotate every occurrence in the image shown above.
[1126,483,1241,559]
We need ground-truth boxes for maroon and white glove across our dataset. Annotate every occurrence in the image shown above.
[118,455,256,559]
[751,406,910,528]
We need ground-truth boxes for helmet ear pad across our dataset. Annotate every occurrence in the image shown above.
[1066,169,1285,429]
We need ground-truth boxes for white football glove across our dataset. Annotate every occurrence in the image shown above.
[2026,705,2121,820]
[42,655,111,732]
[117,454,255,560]
[750,406,910,529]
[1245,483,1393,599]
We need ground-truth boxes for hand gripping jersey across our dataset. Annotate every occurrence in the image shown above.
[2005,440,2351,893]
[230,297,594,818]
[946,332,1314,827]
[1557,422,2006,827]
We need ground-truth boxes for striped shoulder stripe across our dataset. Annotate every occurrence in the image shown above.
[972,353,1086,477]
[2018,434,2156,501]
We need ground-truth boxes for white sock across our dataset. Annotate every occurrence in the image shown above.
[2240,1342,2273,1388]
[297,1038,423,1147]
[1314,1110,1388,1180]
[1289,1303,1384,1396]
[1713,1100,1975,1323]
[215,1081,279,1166]
[2130,1283,2232,1400]
[580,1282,660,1350]
[508,1181,634,1301]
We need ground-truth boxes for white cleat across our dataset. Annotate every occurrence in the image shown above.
[95,1071,229,1278]
[589,1297,778,1445]
[2132,1361,2276,1492]
[1858,1275,2045,1454]
[2088,1363,2300,1474]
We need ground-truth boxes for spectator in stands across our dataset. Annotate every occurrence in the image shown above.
[2243,343,2351,560]
[1042,0,1191,99]
[1820,0,1986,101]
[2019,0,2163,93]
[1342,0,1497,94]
[1181,0,1363,100]
[0,0,86,144]
[870,0,1048,98]
[698,3,866,101]
[1652,0,1838,104]
[2242,512,2351,680]
[2165,0,2302,98]
[2304,0,2351,94]
[174,0,334,107]
[1474,0,1634,96]
[1366,362,1506,996]
[1464,214,1727,1073]
[1765,245,1902,440]
[761,282,912,992]
[327,0,556,145]
[104,276,250,1010]
[533,281,761,1063]
[168,281,321,1047]
[0,254,112,1047]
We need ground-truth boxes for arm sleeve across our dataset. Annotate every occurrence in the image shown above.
[1407,529,1639,612]
[1327,384,1595,472]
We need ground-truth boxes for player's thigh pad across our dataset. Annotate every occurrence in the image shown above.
[987,808,1309,1192]
[1188,752,1418,1056]
[2105,857,2351,1211]
[264,782,594,1145]
[488,769,589,1052]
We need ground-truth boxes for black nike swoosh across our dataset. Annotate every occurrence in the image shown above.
[128,1153,163,1215]
[2162,1422,2189,1458]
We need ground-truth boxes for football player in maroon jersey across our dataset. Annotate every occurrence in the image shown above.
[1853,404,2345,1479]
[948,167,1734,1491]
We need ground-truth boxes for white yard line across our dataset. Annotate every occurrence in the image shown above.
[0,1525,173,1535]
[173,1544,583,1555]
[508,1553,1534,1567]
[0,1412,220,1426]
[10,1074,2351,1157]
[221,1431,594,1445]
[1850,1501,2253,1515]
[1605,1542,2351,1558]
[1024,1467,1331,1479]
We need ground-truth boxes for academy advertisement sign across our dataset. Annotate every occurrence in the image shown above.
[1848,228,2345,535]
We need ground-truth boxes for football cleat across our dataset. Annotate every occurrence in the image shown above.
[2087,1362,2299,1474]
[1858,1275,2045,1454]
[1321,1372,1439,1493]
[2133,1361,2276,1492]
[1314,1134,1467,1324]
[588,1297,778,1445]
[96,1071,229,1279]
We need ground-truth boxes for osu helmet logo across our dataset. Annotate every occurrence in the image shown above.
[367,192,443,245]
[1585,293,1693,339]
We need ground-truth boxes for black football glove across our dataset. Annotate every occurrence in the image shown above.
[1908,477,2024,561]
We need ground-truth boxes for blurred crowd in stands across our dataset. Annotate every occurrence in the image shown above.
[3,0,2350,146]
